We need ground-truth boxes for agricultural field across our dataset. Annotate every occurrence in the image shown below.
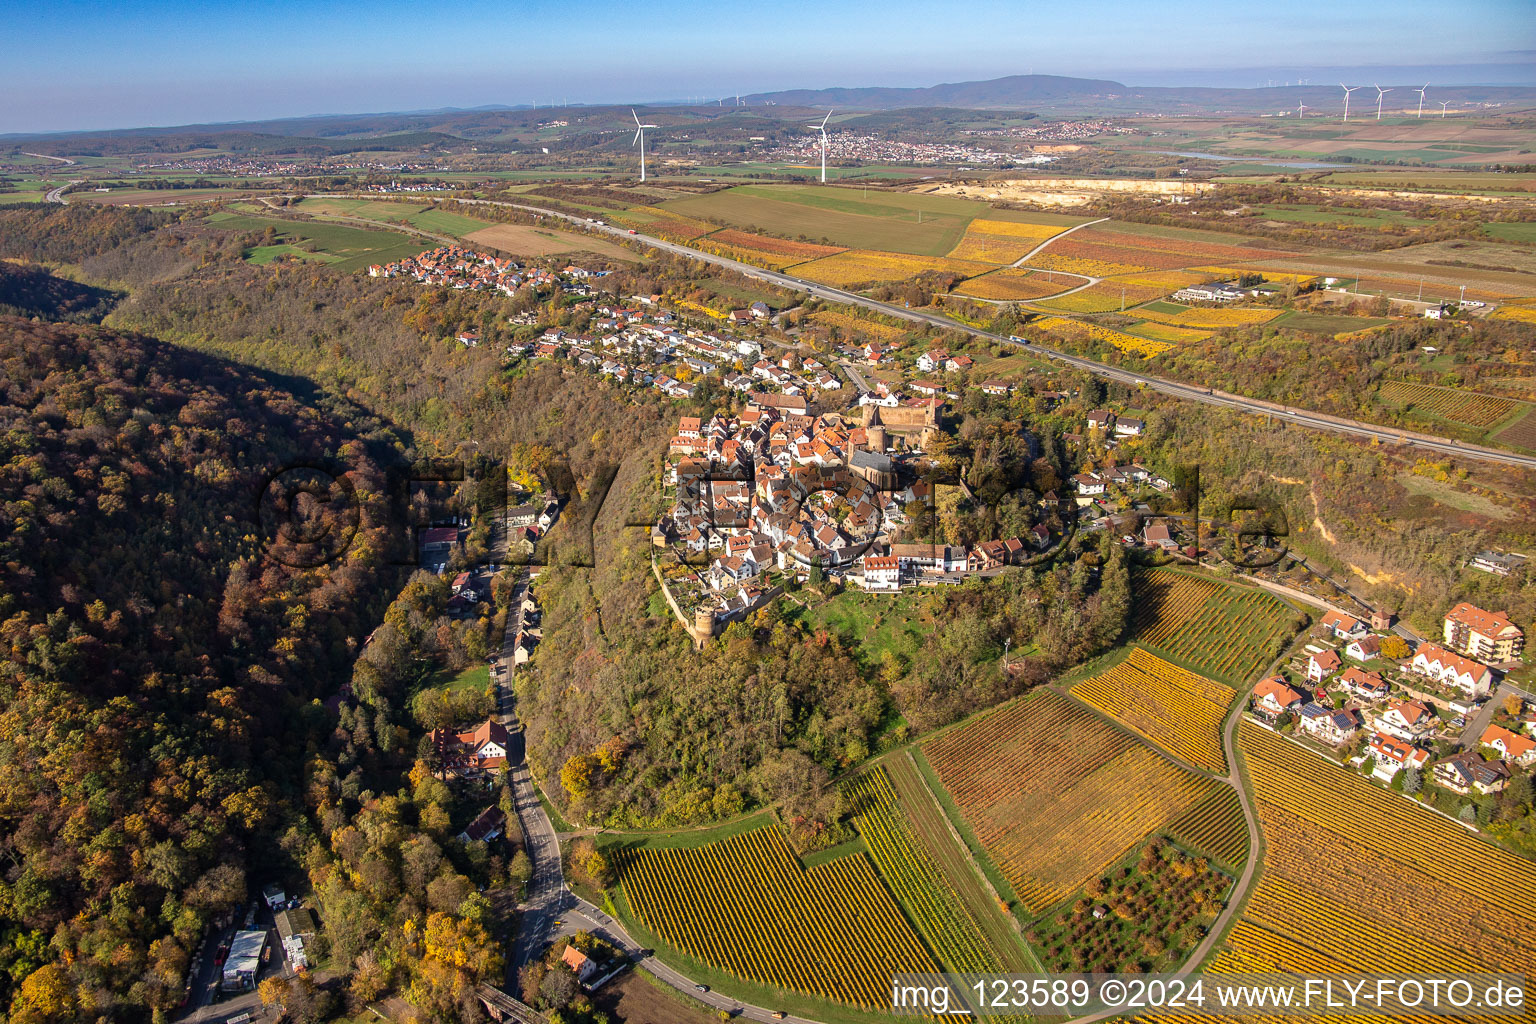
[945,216,1072,263]
[1025,224,1297,276]
[1495,408,1536,451]
[809,310,911,344]
[708,228,845,261]
[659,185,978,256]
[612,204,718,240]
[882,755,1036,972]
[1377,380,1525,428]
[1125,320,1214,344]
[1070,648,1236,772]
[1268,310,1392,334]
[953,267,1072,301]
[205,211,422,272]
[791,249,992,288]
[922,690,1216,914]
[1132,304,1284,328]
[1129,569,1304,686]
[1037,270,1213,314]
[1165,785,1249,870]
[1188,724,1536,998]
[292,197,493,237]
[844,768,1026,999]
[462,222,637,261]
[1032,316,1173,358]
[1253,245,1536,302]
[1490,304,1536,325]
[616,825,935,1010]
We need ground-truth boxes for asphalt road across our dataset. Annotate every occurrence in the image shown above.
[1459,681,1513,750]
[432,194,1536,471]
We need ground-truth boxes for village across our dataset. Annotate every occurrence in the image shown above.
[1249,600,1532,812]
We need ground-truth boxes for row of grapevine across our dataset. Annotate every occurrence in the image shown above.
[618,826,935,1009]
[1165,785,1249,868]
[924,691,1215,913]
[1070,649,1234,772]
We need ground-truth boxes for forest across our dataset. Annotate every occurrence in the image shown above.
[0,319,407,1021]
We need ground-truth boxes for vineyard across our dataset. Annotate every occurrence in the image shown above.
[1129,569,1302,685]
[952,267,1072,301]
[1132,305,1285,328]
[809,310,909,343]
[1208,724,1536,1000]
[707,229,845,260]
[1070,648,1235,772]
[923,690,1214,913]
[1033,316,1173,358]
[1490,304,1536,324]
[1024,250,1148,278]
[792,249,992,287]
[1378,380,1523,428]
[616,826,936,1009]
[1040,271,1214,313]
[1126,321,1214,344]
[1044,226,1298,271]
[947,217,1068,263]
[1165,785,1249,869]
[845,769,1021,988]
[1495,408,1536,451]
[611,205,717,240]
[1189,266,1319,287]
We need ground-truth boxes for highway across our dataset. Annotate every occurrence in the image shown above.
[436,194,1536,471]
[44,180,82,203]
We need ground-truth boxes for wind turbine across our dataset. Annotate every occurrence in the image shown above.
[806,109,833,183]
[1374,83,1392,120]
[1340,83,1361,122]
[1440,100,1451,118]
[1415,83,1429,118]
[631,109,658,182]
[1296,101,1308,118]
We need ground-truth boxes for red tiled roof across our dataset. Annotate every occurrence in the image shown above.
[1415,643,1489,679]
[1446,602,1520,637]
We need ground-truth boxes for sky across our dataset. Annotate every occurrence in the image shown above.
[3,0,1533,134]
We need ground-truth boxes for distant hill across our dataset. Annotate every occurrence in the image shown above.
[743,73,1536,114]
[7,75,1536,153]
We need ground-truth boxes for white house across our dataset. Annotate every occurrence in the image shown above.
[1306,649,1342,682]
[860,554,901,592]
[1410,643,1493,698]
[1072,473,1105,496]
[1481,725,1536,768]
[1319,610,1367,641]
[1377,699,1435,742]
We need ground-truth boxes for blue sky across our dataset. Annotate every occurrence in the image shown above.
[3,0,1532,133]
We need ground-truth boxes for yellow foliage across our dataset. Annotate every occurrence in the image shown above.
[1032,316,1172,358]
[794,250,992,287]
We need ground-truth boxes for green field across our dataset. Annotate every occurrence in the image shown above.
[1271,310,1392,333]
[245,243,338,265]
[207,211,423,271]
[657,184,1082,257]
[1486,222,1536,244]
[293,197,493,238]
[1397,472,1517,520]
[1254,204,1435,228]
